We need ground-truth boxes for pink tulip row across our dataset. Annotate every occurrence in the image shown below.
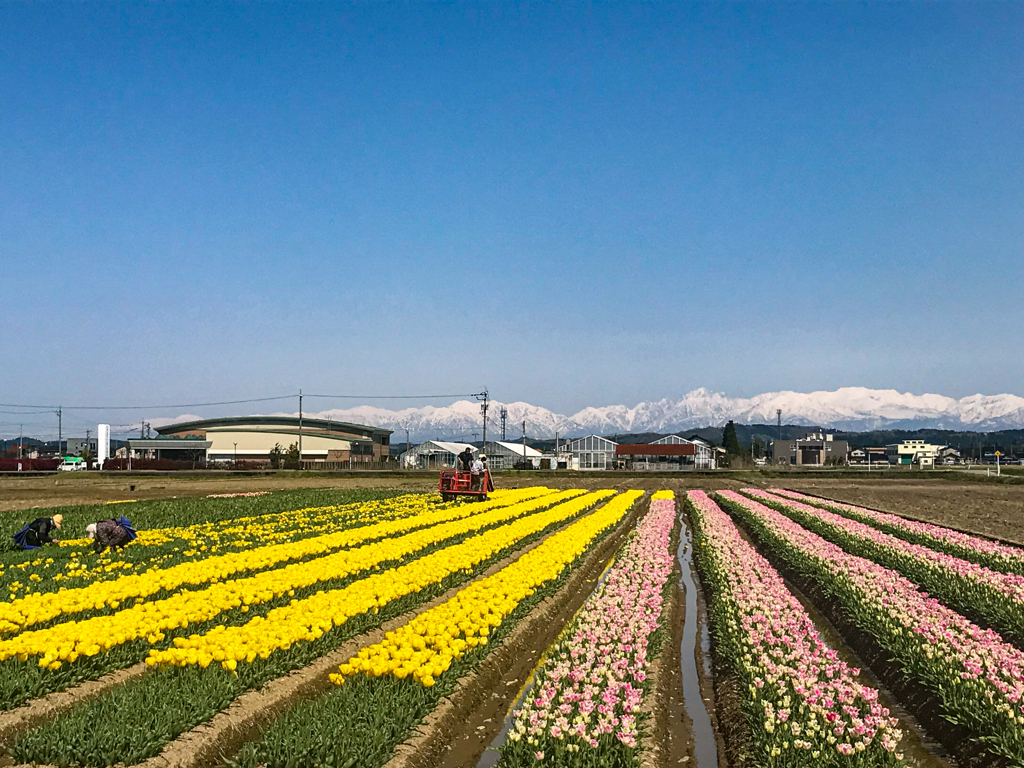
[770,488,1024,575]
[501,494,676,764]
[719,489,1024,763]
[688,490,904,765]
[745,489,1024,615]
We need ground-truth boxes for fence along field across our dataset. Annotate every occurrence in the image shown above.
[1,482,1023,766]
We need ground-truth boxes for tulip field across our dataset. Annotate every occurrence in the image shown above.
[1,480,1023,767]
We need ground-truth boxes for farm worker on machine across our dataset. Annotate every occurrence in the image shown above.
[86,516,138,554]
[13,514,63,550]
[471,454,486,490]
[480,453,494,492]
[457,447,473,472]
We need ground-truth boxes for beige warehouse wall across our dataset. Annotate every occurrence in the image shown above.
[206,430,351,455]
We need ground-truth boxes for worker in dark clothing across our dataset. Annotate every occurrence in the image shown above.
[86,516,138,554]
[13,514,63,550]
[458,447,474,472]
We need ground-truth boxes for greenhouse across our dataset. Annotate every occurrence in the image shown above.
[399,441,475,469]
[563,434,618,470]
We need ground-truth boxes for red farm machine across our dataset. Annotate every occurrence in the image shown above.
[438,468,493,502]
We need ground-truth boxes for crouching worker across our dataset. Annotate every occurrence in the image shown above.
[13,514,63,550]
[86,516,138,554]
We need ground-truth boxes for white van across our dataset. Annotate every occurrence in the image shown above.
[58,457,88,472]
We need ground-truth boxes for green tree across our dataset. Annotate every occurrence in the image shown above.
[269,443,284,469]
[284,442,301,470]
[722,421,742,456]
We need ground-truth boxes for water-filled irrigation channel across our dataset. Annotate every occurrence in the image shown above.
[473,553,620,768]
[677,512,719,768]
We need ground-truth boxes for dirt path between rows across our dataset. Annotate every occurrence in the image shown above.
[0,663,148,749]
[728,505,1004,768]
[639,540,692,768]
[389,500,644,768]
[121,506,611,768]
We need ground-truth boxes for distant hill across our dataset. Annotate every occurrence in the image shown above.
[297,387,1024,442]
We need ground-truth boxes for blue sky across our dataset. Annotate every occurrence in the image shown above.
[1,2,1022,436]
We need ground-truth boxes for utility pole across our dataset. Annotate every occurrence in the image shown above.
[56,407,62,457]
[522,419,527,470]
[18,424,23,459]
[777,409,782,441]
[476,390,489,447]
[298,390,303,469]
[500,407,508,441]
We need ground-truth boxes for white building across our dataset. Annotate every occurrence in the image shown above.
[400,441,475,469]
[886,439,944,468]
[480,441,544,469]
[562,435,618,470]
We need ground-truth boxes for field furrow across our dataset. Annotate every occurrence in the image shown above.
[497,490,676,767]
[770,488,1024,575]
[744,488,1024,645]
[225,491,644,768]
[718,489,1024,765]
[0,489,576,710]
[9,491,618,766]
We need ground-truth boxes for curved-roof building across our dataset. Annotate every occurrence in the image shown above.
[157,416,392,466]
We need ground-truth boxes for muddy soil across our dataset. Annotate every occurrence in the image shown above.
[134,510,592,768]
[644,542,695,768]
[733,512,1009,768]
[402,501,646,768]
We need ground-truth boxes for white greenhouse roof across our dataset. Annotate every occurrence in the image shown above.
[486,441,543,458]
[405,441,475,455]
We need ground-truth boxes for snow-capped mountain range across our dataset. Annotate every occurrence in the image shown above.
[288,388,1024,442]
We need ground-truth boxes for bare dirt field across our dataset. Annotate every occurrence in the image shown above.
[775,477,1024,546]
[3,471,1023,545]
[0,473,435,513]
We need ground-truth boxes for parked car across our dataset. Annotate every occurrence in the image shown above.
[58,457,88,472]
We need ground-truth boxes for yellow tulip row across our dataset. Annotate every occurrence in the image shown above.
[57,492,445,550]
[332,490,645,687]
[651,490,675,500]
[0,487,552,636]
[145,491,618,671]
[43,493,474,590]
[2,489,580,669]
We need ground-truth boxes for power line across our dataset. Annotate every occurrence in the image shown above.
[301,393,481,399]
[0,395,297,410]
[0,391,486,410]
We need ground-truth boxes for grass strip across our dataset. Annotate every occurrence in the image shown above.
[11,492,615,766]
